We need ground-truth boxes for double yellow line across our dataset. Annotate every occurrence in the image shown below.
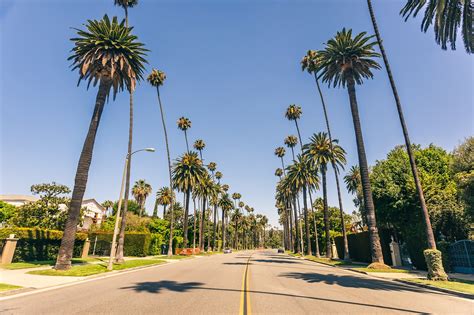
[239,254,252,315]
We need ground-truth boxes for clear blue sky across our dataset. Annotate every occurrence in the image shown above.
[1,0,472,226]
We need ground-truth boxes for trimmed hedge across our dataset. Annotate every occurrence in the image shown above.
[88,232,151,257]
[0,227,88,262]
[335,230,392,264]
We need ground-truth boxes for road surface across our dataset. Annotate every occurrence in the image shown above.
[1,250,472,314]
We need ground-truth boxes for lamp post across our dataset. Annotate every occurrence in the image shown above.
[107,148,155,271]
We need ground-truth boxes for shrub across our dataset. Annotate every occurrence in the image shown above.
[436,240,452,272]
[423,249,448,280]
[149,233,164,255]
[88,232,151,257]
[335,230,392,264]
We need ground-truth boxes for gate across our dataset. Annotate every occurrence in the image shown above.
[449,240,474,274]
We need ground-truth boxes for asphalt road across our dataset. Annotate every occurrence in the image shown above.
[1,250,472,314]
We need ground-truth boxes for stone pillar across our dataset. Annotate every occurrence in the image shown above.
[1,234,19,265]
[81,238,90,259]
[390,237,402,267]
[331,240,339,259]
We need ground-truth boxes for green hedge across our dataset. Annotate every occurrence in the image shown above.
[88,232,151,257]
[335,230,392,264]
[0,227,88,262]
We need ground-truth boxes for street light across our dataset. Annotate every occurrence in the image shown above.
[107,147,155,270]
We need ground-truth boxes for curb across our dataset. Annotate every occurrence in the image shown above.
[394,279,474,300]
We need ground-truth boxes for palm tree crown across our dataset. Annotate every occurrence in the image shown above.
[147,68,166,87]
[177,117,192,131]
[303,132,347,172]
[400,0,473,53]
[317,28,381,87]
[285,155,320,193]
[208,162,217,172]
[114,0,138,8]
[284,135,299,149]
[69,15,147,97]
[301,49,321,73]
[221,184,229,192]
[275,168,283,178]
[194,139,206,152]
[344,165,361,195]
[274,147,286,158]
[172,151,206,192]
[156,186,174,207]
[285,104,302,121]
[215,171,223,181]
[132,179,152,214]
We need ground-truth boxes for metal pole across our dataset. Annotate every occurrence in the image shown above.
[107,157,129,271]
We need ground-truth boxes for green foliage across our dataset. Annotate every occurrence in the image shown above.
[0,201,16,223]
[30,182,70,205]
[370,144,469,269]
[334,230,392,264]
[437,240,452,272]
[424,249,448,281]
[112,200,141,216]
[451,137,474,221]
[89,231,151,256]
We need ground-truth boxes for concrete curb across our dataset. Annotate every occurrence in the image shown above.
[394,279,474,300]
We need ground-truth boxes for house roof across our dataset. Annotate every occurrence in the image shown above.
[0,195,39,202]
[82,198,105,211]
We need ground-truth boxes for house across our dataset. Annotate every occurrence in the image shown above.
[0,195,106,230]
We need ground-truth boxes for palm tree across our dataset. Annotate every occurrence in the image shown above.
[155,187,173,218]
[215,171,223,182]
[286,155,319,256]
[231,192,241,208]
[303,132,346,258]
[177,117,192,152]
[55,15,147,270]
[344,165,366,225]
[285,105,303,151]
[102,200,114,216]
[400,0,473,53]
[210,182,221,251]
[221,184,229,192]
[172,151,206,248]
[318,28,385,264]
[194,139,206,160]
[208,162,217,175]
[284,135,299,161]
[131,179,152,217]
[302,49,351,261]
[231,208,242,249]
[218,193,233,250]
[275,168,283,179]
[260,215,268,247]
[148,68,175,256]
[274,147,287,173]
[368,0,442,258]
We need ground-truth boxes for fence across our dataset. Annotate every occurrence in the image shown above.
[449,240,473,274]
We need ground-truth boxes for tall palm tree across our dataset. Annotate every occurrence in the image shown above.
[210,182,221,251]
[193,172,213,250]
[56,15,147,270]
[215,171,223,182]
[400,0,473,53]
[172,151,206,248]
[368,0,441,254]
[131,179,152,217]
[318,28,385,264]
[194,139,206,160]
[260,215,268,247]
[218,192,233,250]
[221,184,229,192]
[285,105,304,151]
[113,0,139,265]
[231,192,241,208]
[155,186,173,218]
[102,200,114,216]
[231,208,242,249]
[208,162,217,175]
[275,168,283,179]
[274,147,287,174]
[284,135,299,161]
[177,117,192,152]
[148,68,175,256]
[285,155,320,255]
[302,49,351,260]
[303,132,346,258]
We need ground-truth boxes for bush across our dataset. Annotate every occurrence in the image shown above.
[149,233,164,255]
[88,232,151,257]
[0,227,87,262]
[436,240,452,272]
[335,230,392,264]
[424,249,448,280]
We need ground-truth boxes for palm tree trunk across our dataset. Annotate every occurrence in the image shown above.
[313,73,350,260]
[221,209,226,250]
[152,198,158,218]
[206,209,211,250]
[55,79,111,270]
[296,196,304,253]
[199,197,206,250]
[302,185,312,255]
[163,204,167,218]
[154,86,174,256]
[287,201,294,252]
[115,91,134,263]
[322,167,332,258]
[367,0,436,249]
[308,191,320,257]
[184,130,190,153]
[192,198,197,251]
[294,120,303,152]
[347,78,384,264]
[183,188,191,247]
[212,204,218,251]
[292,197,301,254]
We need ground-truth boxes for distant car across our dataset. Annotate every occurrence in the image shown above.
[223,248,232,254]
[277,248,284,253]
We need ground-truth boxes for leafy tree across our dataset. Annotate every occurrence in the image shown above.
[0,201,16,224]
[112,200,140,216]
[30,182,70,206]
[451,137,474,221]
[56,15,147,270]
[371,144,468,269]
[318,28,385,265]
[400,0,473,53]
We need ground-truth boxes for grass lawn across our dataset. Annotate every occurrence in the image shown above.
[154,255,193,260]
[27,259,166,276]
[304,256,367,267]
[1,257,107,270]
[354,267,411,273]
[406,278,474,294]
[0,283,22,292]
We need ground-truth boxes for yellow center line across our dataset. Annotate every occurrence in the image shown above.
[239,253,253,315]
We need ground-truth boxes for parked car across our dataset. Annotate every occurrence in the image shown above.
[223,248,232,254]
[277,248,284,253]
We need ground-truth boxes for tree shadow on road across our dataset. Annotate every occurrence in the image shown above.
[120,280,204,294]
